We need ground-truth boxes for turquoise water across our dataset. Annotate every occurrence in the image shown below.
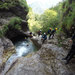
[15,39,37,56]
[7,38,37,63]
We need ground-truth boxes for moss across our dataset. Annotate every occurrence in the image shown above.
[2,47,16,63]
[0,0,29,12]
[19,0,29,12]
[0,17,23,37]
[9,17,22,30]
[0,1,17,9]
[0,30,3,37]
[61,0,75,37]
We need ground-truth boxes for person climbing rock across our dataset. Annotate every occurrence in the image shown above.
[41,33,47,43]
[50,28,58,39]
[62,32,75,64]
[48,28,52,39]
[37,30,42,37]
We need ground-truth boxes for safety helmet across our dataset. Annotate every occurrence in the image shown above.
[50,28,52,30]
[55,28,58,30]
[40,30,42,32]
[44,33,46,35]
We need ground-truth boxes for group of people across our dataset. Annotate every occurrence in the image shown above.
[37,28,58,43]
[37,28,75,65]
[30,28,75,65]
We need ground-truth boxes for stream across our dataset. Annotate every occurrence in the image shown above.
[1,38,37,74]
[7,38,37,63]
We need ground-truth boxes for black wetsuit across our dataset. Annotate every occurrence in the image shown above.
[51,29,56,38]
[48,29,52,39]
[38,31,41,37]
[42,34,47,43]
[64,33,75,64]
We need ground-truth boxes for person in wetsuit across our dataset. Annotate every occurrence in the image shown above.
[41,33,47,43]
[62,32,75,64]
[37,30,42,37]
[50,28,57,39]
[48,28,52,39]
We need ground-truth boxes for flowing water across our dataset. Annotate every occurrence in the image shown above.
[1,38,37,74]
[15,39,36,57]
[7,38,37,62]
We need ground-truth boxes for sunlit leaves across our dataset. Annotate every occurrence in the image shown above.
[27,8,41,32]
[40,9,58,33]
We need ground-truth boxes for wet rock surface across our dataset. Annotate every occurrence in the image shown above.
[0,37,15,73]
[3,38,75,75]
[31,36,42,49]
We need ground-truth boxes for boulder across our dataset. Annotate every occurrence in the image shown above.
[5,44,75,75]
[0,0,29,41]
[31,36,42,49]
[0,37,15,73]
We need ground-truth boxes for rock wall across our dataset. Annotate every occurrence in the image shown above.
[0,0,29,73]
[4,44,75,75]
[62,0,75,37]
[0,0,29,39]
[0,37,15,73]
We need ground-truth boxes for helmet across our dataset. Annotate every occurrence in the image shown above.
[55,28,58,30]
[50,28,52,30]
[44,33,46,35]
[40,30,42,31]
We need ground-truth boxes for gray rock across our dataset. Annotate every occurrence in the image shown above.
[5,44,75,75]
[0,37,15,73]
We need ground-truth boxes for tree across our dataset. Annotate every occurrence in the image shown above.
[40,9,58,33]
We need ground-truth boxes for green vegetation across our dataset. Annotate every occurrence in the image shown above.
[27,3,62,33]
[0,0,29,37]
[9,17,22,30]
[0,0,74,38]
[61,0,75,37]
[40,9,58,33]
[0,17,22,37]
[0,0,29,12]
[27,7,41,32]
[0,24,8,37]
[0,29,3,37]
[27,0,75,37]
[19,0,29,12]
[0,0,17,9]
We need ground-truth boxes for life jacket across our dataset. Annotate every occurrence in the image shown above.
[42,34,47,40]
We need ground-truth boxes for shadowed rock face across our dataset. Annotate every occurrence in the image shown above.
[4,21,29,41]
[0,5,28,20]
[0,0,29,72]
[0,0,29,40]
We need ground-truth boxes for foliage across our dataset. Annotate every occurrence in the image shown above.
[0,24,8,37]
[27,2,63,34]
[9,17,22,30]
[61,0,75,37]
[27,7,41,32]
[0,29,3,37]
[0,17,22,37]
[0,0,17,9]
[0,0,29,12]
[19,0,29,12]
[40,9,58,33]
